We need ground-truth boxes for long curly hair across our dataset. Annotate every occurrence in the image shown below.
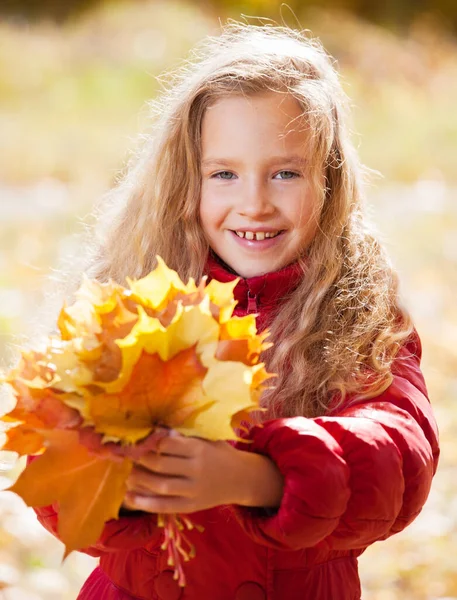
[87,21,413,419]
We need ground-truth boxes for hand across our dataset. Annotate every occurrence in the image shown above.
[122,429,284,514]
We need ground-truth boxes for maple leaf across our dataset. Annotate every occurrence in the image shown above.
[204,278,238,323]
[2,342,86,430]
[4,383,82,431]
[44,340,93,392]
[177,355,268,441]
[81,294,138,385]
[58,278,139,386]
[107,301,219,393]
[58,276,127,339]
[58,298,100,343]
[10,429,132,556]
[2,424,45,455]
[88,345,212,443]
[127,256,196,311]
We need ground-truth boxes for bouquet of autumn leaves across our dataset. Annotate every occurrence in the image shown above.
[0,258,272,585]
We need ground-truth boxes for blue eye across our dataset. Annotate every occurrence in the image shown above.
[212,171,236,180]
[275,170,299,179]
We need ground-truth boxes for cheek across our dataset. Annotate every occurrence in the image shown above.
[199,190,210,232]
[289,191,323,241]
[199,191,225,232]
[287,197,315,227]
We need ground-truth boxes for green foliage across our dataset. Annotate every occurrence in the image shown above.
[0,0,102,22]
[212,0,456,32]
[1,2,456,187]
[1,0,457,33]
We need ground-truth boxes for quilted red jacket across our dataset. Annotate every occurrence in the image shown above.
[33,254,439,600]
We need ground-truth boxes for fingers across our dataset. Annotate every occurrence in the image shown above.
[122,430,222,515]
[137,452,191,476]
[123,492,194,514]
[154,432,198,458]
[124,465,195,514]
[126,465,193,497]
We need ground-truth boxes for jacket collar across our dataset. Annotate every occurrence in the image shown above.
[204,251,304,330]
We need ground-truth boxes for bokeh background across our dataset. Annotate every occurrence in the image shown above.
[1,0,456,598]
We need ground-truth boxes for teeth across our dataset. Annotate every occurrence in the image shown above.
[234,230,281,240]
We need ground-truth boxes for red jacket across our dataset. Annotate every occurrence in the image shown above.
[33,255,439,600]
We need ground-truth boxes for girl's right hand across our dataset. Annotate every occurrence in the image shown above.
[121,428,284,515]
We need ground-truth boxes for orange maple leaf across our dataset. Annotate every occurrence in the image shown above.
[2,425,45,456]
[88,345,211,443]
[10,429,132,556]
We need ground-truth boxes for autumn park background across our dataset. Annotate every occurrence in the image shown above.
[0,0,456,597]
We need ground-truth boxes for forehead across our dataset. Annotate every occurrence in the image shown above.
[201,91,310,160]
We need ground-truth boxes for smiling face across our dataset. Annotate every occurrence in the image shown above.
[199,91,323,279]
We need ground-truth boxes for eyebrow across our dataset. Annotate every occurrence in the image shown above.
[201,155,308,168]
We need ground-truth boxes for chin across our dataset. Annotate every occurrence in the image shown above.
[232,261,279,278]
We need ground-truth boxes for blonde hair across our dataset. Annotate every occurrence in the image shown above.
[88,21,413,419]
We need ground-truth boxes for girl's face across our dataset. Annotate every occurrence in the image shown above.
[199,91,323,278]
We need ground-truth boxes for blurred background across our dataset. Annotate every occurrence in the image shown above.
[0,0,456,598]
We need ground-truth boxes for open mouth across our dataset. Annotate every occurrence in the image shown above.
[231,230,284,241]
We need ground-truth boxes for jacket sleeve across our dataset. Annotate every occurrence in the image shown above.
[28,457,163,558]
[231,331,440,551]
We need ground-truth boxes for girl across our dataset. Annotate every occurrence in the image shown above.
[33,22,439,600]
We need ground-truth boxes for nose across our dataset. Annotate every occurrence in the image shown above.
[238,179,275,219]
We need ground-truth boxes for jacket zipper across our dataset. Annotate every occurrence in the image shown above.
[247,290,258,313]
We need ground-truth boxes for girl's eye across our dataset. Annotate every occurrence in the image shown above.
[212,171,236,180]
[275,170,299,180]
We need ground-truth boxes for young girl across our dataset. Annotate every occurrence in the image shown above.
[33,22,439,600]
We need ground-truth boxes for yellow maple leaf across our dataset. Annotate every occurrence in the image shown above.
[103,300,219,394]
[127,256,195,311]
[204,278,238,323]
